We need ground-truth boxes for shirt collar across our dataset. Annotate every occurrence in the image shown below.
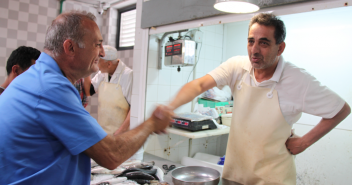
[271,56,284,82]
[37,52,65,76]
[113,60,125,75]
[244,55,284,83]
[105,60,125,81]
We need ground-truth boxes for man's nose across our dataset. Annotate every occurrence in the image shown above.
[99,45,105,58]
[251,42,260,54]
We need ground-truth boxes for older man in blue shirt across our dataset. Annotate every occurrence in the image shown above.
[0,10,172,185]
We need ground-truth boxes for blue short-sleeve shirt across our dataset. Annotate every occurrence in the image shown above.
[0,53,107,185]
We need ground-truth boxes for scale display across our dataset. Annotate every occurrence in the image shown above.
[165,43,182,56]
[165,45,173,56]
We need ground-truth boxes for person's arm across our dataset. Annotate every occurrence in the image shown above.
[113,109,130,135]
[286,102,350,155]
[168,74,217,111]
[83,76,92,96]
[84,105,173,170]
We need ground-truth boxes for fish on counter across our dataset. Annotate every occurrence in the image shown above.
[91,160,166,185]
[91,166,125,175]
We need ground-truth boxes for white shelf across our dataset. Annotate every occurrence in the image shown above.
[167,126,230,139]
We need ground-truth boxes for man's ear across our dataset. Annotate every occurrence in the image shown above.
[277,42,286,56]
[11,65,22,76]
[107,61,112,68]
[63,39,75,56]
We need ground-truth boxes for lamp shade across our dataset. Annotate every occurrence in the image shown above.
[214,0,259,13]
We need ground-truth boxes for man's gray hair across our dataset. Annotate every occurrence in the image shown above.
[44,10,96,57]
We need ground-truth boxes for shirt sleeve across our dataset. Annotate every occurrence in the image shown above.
[36,83,107,155]
[91,72,104,92]
[208,56,245,92]
[124,70,133,105]
[302,72,346,119]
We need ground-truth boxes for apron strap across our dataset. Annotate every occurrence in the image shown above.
[117,65,126,87]
[266,82,277,99]
[236,72,248,90]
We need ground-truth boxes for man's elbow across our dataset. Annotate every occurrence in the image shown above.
[344,102,351,117]
[336,102,351,121]
[102,155,124,170]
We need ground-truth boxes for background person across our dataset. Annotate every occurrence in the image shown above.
[90,45,133,135]
[0,46,40,95]
[166,13,350,184]
[0,10,172,185]
[74,76,92,108]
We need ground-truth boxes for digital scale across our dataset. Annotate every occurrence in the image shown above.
[171,113,217,132]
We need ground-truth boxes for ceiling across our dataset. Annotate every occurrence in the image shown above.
[65,0,123,7]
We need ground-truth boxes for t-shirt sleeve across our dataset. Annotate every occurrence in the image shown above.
[302,73,345,119]
[208,56,243,90]
[36,84,107,155]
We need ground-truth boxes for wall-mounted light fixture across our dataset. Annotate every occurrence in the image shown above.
[214,0,259,13]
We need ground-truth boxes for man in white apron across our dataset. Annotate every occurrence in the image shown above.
[90,45,133,135]
[167,13,350,184]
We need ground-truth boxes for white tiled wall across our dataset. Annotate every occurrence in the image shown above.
[0,0,58,84]
[144,24,228,163]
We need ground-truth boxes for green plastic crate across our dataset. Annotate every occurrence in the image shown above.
[198,98,230,108]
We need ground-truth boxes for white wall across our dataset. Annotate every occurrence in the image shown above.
[0,0,59,83]
[144,24,227,162]
[222,6,352,184]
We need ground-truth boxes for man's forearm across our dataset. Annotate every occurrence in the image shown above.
[302,102,350,147]
[169,75,216,110]
[110,118,154,164]
[286,103,350,155]
[85,105,172,169]
[84,120,154,170]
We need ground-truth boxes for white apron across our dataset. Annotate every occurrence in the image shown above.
[222,73,296,185]
[98,66,130,135]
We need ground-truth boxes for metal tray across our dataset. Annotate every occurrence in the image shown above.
[171,166,220,185]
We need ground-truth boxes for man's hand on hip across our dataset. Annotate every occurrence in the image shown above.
[285,135,308,155]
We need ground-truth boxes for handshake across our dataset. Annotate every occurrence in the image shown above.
[146,105,175,134]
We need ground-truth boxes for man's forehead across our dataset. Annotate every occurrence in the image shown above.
[248,24,275,38]
[82,20,103,42]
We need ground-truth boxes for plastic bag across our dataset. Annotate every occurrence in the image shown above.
[195,103,219,119]
[201,86,232,102]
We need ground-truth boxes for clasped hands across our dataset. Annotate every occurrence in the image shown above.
[149,105,174,134]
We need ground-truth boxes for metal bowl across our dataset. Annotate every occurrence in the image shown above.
[171,166,220,185]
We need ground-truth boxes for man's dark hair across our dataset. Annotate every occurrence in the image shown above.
[6,46,41,75]
[249,13,286,44]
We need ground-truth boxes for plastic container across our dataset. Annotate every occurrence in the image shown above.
[198,98,231,108]
[221,114,232,127]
